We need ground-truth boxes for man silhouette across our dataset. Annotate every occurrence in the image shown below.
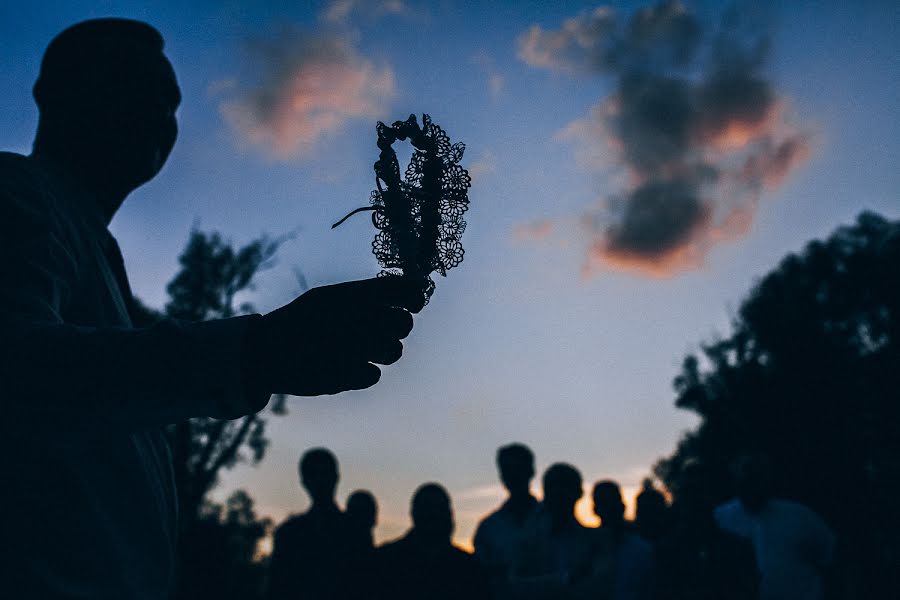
[473,443,539,584]
[508,463,595,599]
[376,483,489,600]
[592,480,654,600]
[0,19,421,599]
[656,461,758,600]
[344,489,379,597]
[346,489,378,551]
[634,478,668,544]
[714,455,835,600]
[268,448,351,599]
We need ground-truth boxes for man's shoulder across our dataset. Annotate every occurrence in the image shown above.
[0,152,44,191]
[376,535,411,559]
[475,506,505,533]
[0,151,29,170]
[714,498,743,520]
[0,153,55,221]
[275,513,309,535]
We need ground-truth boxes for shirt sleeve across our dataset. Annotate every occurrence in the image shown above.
[0,161,270,432]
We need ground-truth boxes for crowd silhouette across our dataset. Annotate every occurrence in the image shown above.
[263,445,835,600]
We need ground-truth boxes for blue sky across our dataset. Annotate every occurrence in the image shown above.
[1,0,897,548]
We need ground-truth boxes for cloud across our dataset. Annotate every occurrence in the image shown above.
[517,7,618,74]
[518,1,811,277]
[468,149,497,181]
[514,220,554,242]
[472,52,506,100]
[221,28,395,159]
[322,0,412,24]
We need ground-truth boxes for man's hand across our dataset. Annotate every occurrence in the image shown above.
[241,276,424,398]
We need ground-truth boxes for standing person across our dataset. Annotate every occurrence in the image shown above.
[592,480,654,600]
[376,483,489,600]
[345,489,379,598]
[0,18,422,600]
[473,442,540,585]
[268,448,352,600]
[715,455,835,600]
[656,461,758,600]
[634,478,669,545]
[508,463,596,599]
[346,489,379,552]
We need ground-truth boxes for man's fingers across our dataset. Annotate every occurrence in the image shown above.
[340,276,425,313]
[373,306,414,339]
[344,362,382,390]
[367,339,403,366]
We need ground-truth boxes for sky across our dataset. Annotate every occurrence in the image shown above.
[1,0,897,550]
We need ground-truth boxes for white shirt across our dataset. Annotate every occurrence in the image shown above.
[715,498,835,600]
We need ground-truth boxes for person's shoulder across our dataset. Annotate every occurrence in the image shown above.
[714,498,743,521]
[450,544,477,560]
[275,513,308,536]
[376,535,410,558]
[474,506,505,533]
[0,153,56,222]
[772,499,832,531]
[771,498,816,516]
[0,152,29,171]
[0,153,40,193]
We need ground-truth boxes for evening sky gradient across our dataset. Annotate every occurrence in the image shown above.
[1,0,897,549]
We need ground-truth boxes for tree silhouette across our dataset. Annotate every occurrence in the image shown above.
[655,211,900,596]
[176,489,273,600]
[133,228,288,526]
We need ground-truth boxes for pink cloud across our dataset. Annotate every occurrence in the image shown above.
[221,30,395,159]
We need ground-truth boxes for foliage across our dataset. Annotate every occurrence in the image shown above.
[134,228,289,521]
[175,490,273,600]
[655,211,900,592]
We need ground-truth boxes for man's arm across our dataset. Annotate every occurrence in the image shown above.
[0,167,421,432]
[0,175,268,430]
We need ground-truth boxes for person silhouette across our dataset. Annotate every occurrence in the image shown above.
[714,455,835,600]
[508,463,595,599]
[346,489,378,551]
[473,443,540,584]
[376,483,489,600]
[344,489,379,597]
[634,478,669,544]
[656,460,758,600]
[0,18,421,599]
[592,480,654,600]
[268,448,352,600]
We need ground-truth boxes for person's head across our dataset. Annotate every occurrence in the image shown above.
[497,443,535,497]
[592,480,625,526]
[299,448,339,505]
[32,19,180,202]
[732,454,773,514]
[542,463,583,522]
[410,483,454,543]
[346,489,378,531]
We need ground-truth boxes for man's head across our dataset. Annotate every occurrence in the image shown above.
[346,489,378,531]
[497,443,535,498]
[592,480,625,526]
[410,482,454,543]
[299,448,339,506]
[541,463,583,522]
[733,454,773,514]
[33,19,180,202]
